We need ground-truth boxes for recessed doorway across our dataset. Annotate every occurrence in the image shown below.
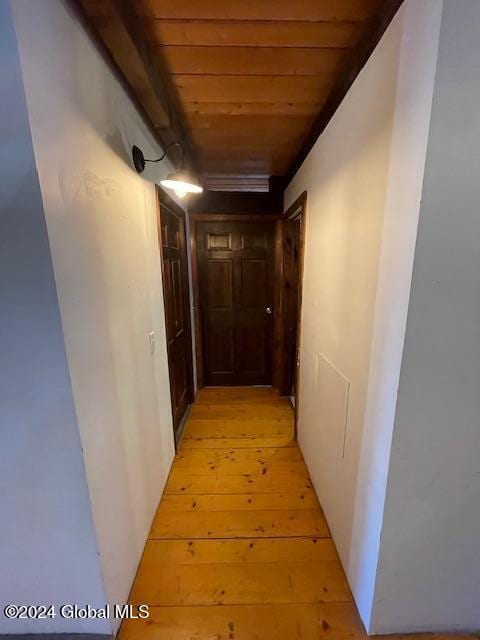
[276,192,307,411]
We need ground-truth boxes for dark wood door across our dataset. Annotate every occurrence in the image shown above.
[158,190,194,439]
[281,218,301,396]
[197,221,275,386]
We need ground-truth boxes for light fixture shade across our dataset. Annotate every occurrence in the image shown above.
[160,170,203,198]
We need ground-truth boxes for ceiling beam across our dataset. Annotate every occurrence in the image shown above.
[112,0,196,170]
[67,0,165,145]
[72,0,196,170]
[284,0,405,185]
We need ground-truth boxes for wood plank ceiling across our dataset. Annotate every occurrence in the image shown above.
[77,0,398,192]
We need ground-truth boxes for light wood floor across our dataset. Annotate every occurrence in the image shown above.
[119,387,474,640]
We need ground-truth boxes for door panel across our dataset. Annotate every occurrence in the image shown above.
[241,230,268,250]
[238,328,266,374]
[209,328,235,375]
[158,191,194,440]
[207,232,232,251]
[207,260,233,308]
[197,221,274,386]
[241,259,266,307]
[170,259,184,334]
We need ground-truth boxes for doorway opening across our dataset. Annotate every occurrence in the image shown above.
[189,198,307,412]
[275,192,307,416]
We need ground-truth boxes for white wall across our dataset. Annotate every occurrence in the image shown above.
[0,1,107,633]
[371,0,480,632]
[9,0,177,633]
[285,0,441,630]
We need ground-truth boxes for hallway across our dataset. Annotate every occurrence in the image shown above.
[119,387,362,639]
[4,2,480,636]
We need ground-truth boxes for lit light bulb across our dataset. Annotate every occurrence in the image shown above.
[174,187,188,199]
[160,172,203,198]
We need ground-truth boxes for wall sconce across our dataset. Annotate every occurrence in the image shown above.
[132,141,203,199]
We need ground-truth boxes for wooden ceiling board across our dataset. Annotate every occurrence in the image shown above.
[185,113,317,134]
[200,159,288,172]
[200,147,293,162]
[137,0,379,22]
[200,150,293,174]
[192,140,306,157]
[188,122,310,146]
[145,20,361,49]
[173,75,333,104]
[132,0,388,190]
[76,0,399,193]
[181,102,325,116]
[158,46,345,77]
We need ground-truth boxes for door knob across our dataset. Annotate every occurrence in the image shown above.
[266,307,272,315]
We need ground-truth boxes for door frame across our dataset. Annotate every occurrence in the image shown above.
[155,186,195,442]
[189,213,281,389]
[274,191,308,432]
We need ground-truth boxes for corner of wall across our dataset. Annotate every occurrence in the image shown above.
[0,1,109,632]
[357,0,443,631]
[370,0,480,632]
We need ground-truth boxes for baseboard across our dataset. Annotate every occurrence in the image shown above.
[174,403,192,451]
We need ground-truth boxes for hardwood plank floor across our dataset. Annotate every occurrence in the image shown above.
[121,603,366,640]
[119,387,473,640]
[150,508,328,539]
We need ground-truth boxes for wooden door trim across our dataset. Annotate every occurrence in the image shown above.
[190,212,281,389]
[274,191,308,436]
[155,186,195,441]
[189,213,203,388]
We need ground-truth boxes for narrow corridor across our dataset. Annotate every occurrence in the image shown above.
[119,387,364,639]
[6,2,480,636]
